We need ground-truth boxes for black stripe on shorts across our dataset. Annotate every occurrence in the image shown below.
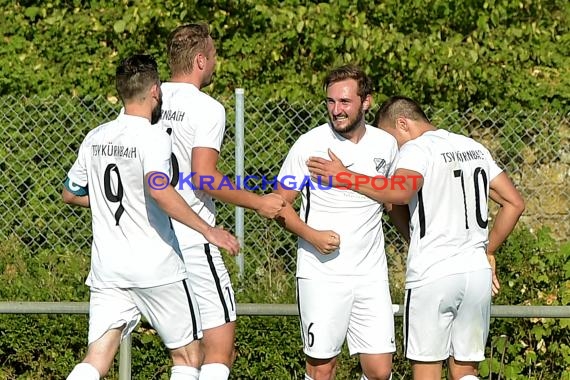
[204,243,230,323]
[182,279,199,341]
[404,288,412,358]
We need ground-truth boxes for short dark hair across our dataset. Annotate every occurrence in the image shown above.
[375,96,430,127]
[167,23,211,75]
[323,64,373,100]
[115,54,159,103]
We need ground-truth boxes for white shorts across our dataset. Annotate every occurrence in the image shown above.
[404,269,492,362]
[182,244,236,330]
[88,279,202,349]
[297,277,396,359]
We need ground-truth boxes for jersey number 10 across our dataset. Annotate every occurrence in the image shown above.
[419,167,488,238]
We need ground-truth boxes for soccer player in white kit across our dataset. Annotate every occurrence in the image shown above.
[158,23,286,380]
[308,96,525,380]
[62,54,239,380]
[275,65,408,380]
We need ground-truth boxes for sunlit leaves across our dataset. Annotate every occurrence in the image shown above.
[2,0,568,112]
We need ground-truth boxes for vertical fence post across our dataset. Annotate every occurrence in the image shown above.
[118,335,132,380]
[235,88,245,278]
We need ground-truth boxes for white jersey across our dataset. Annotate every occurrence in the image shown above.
[278,123,399,280]
[66,114,187,288]
[396,129,502,289]
[158,82,225,248]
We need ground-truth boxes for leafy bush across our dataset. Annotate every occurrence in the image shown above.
[1,1,568,111]
[480,228,570,379]
[1,226,567,379]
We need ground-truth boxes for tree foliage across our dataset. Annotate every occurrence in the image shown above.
[2,0,569,111]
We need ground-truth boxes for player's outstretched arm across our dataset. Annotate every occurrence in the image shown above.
[146,172,240,255]
[192,147,285,218]
[307,150,421,204]
[487,172,525,295]
[273,185,340,255]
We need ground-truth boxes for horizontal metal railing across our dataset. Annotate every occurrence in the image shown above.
[1,302,568,380]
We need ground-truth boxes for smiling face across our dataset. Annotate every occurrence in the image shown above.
[326,78,370,136]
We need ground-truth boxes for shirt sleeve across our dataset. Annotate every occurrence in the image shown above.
[483,146,503,180]
[277,137,309,191]
[66,138,89,187]
[142,129,172,176]
[193,102,226,151]
[395,141,429,177]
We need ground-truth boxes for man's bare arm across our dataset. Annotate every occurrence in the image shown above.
[487,172,525,254]
[146,172,240,255]
[336,168,422,205]
[306,150,422,205]
[192,147,284,218]
[486,172,525,295]
[273,185,340,255]
[62,187,90,208]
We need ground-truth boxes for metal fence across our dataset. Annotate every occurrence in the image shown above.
[1,92,569,379]
[0,93,569,288]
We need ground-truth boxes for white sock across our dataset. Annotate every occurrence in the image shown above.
[459,376,479,380]
[198,363,230,380]
[304,375,315,380]
[171,365,200,380]
[66,363,100,380]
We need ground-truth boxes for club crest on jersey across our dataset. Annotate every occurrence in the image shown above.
[374,158,386,173]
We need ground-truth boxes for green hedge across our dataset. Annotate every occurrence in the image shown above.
[0,227,568,379]
[2,0,569,111]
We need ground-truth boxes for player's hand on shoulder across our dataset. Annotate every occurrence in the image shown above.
[309,230,340,255]
[307,149,346,184]
[256,193,286,219]
[204,226,240,256]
